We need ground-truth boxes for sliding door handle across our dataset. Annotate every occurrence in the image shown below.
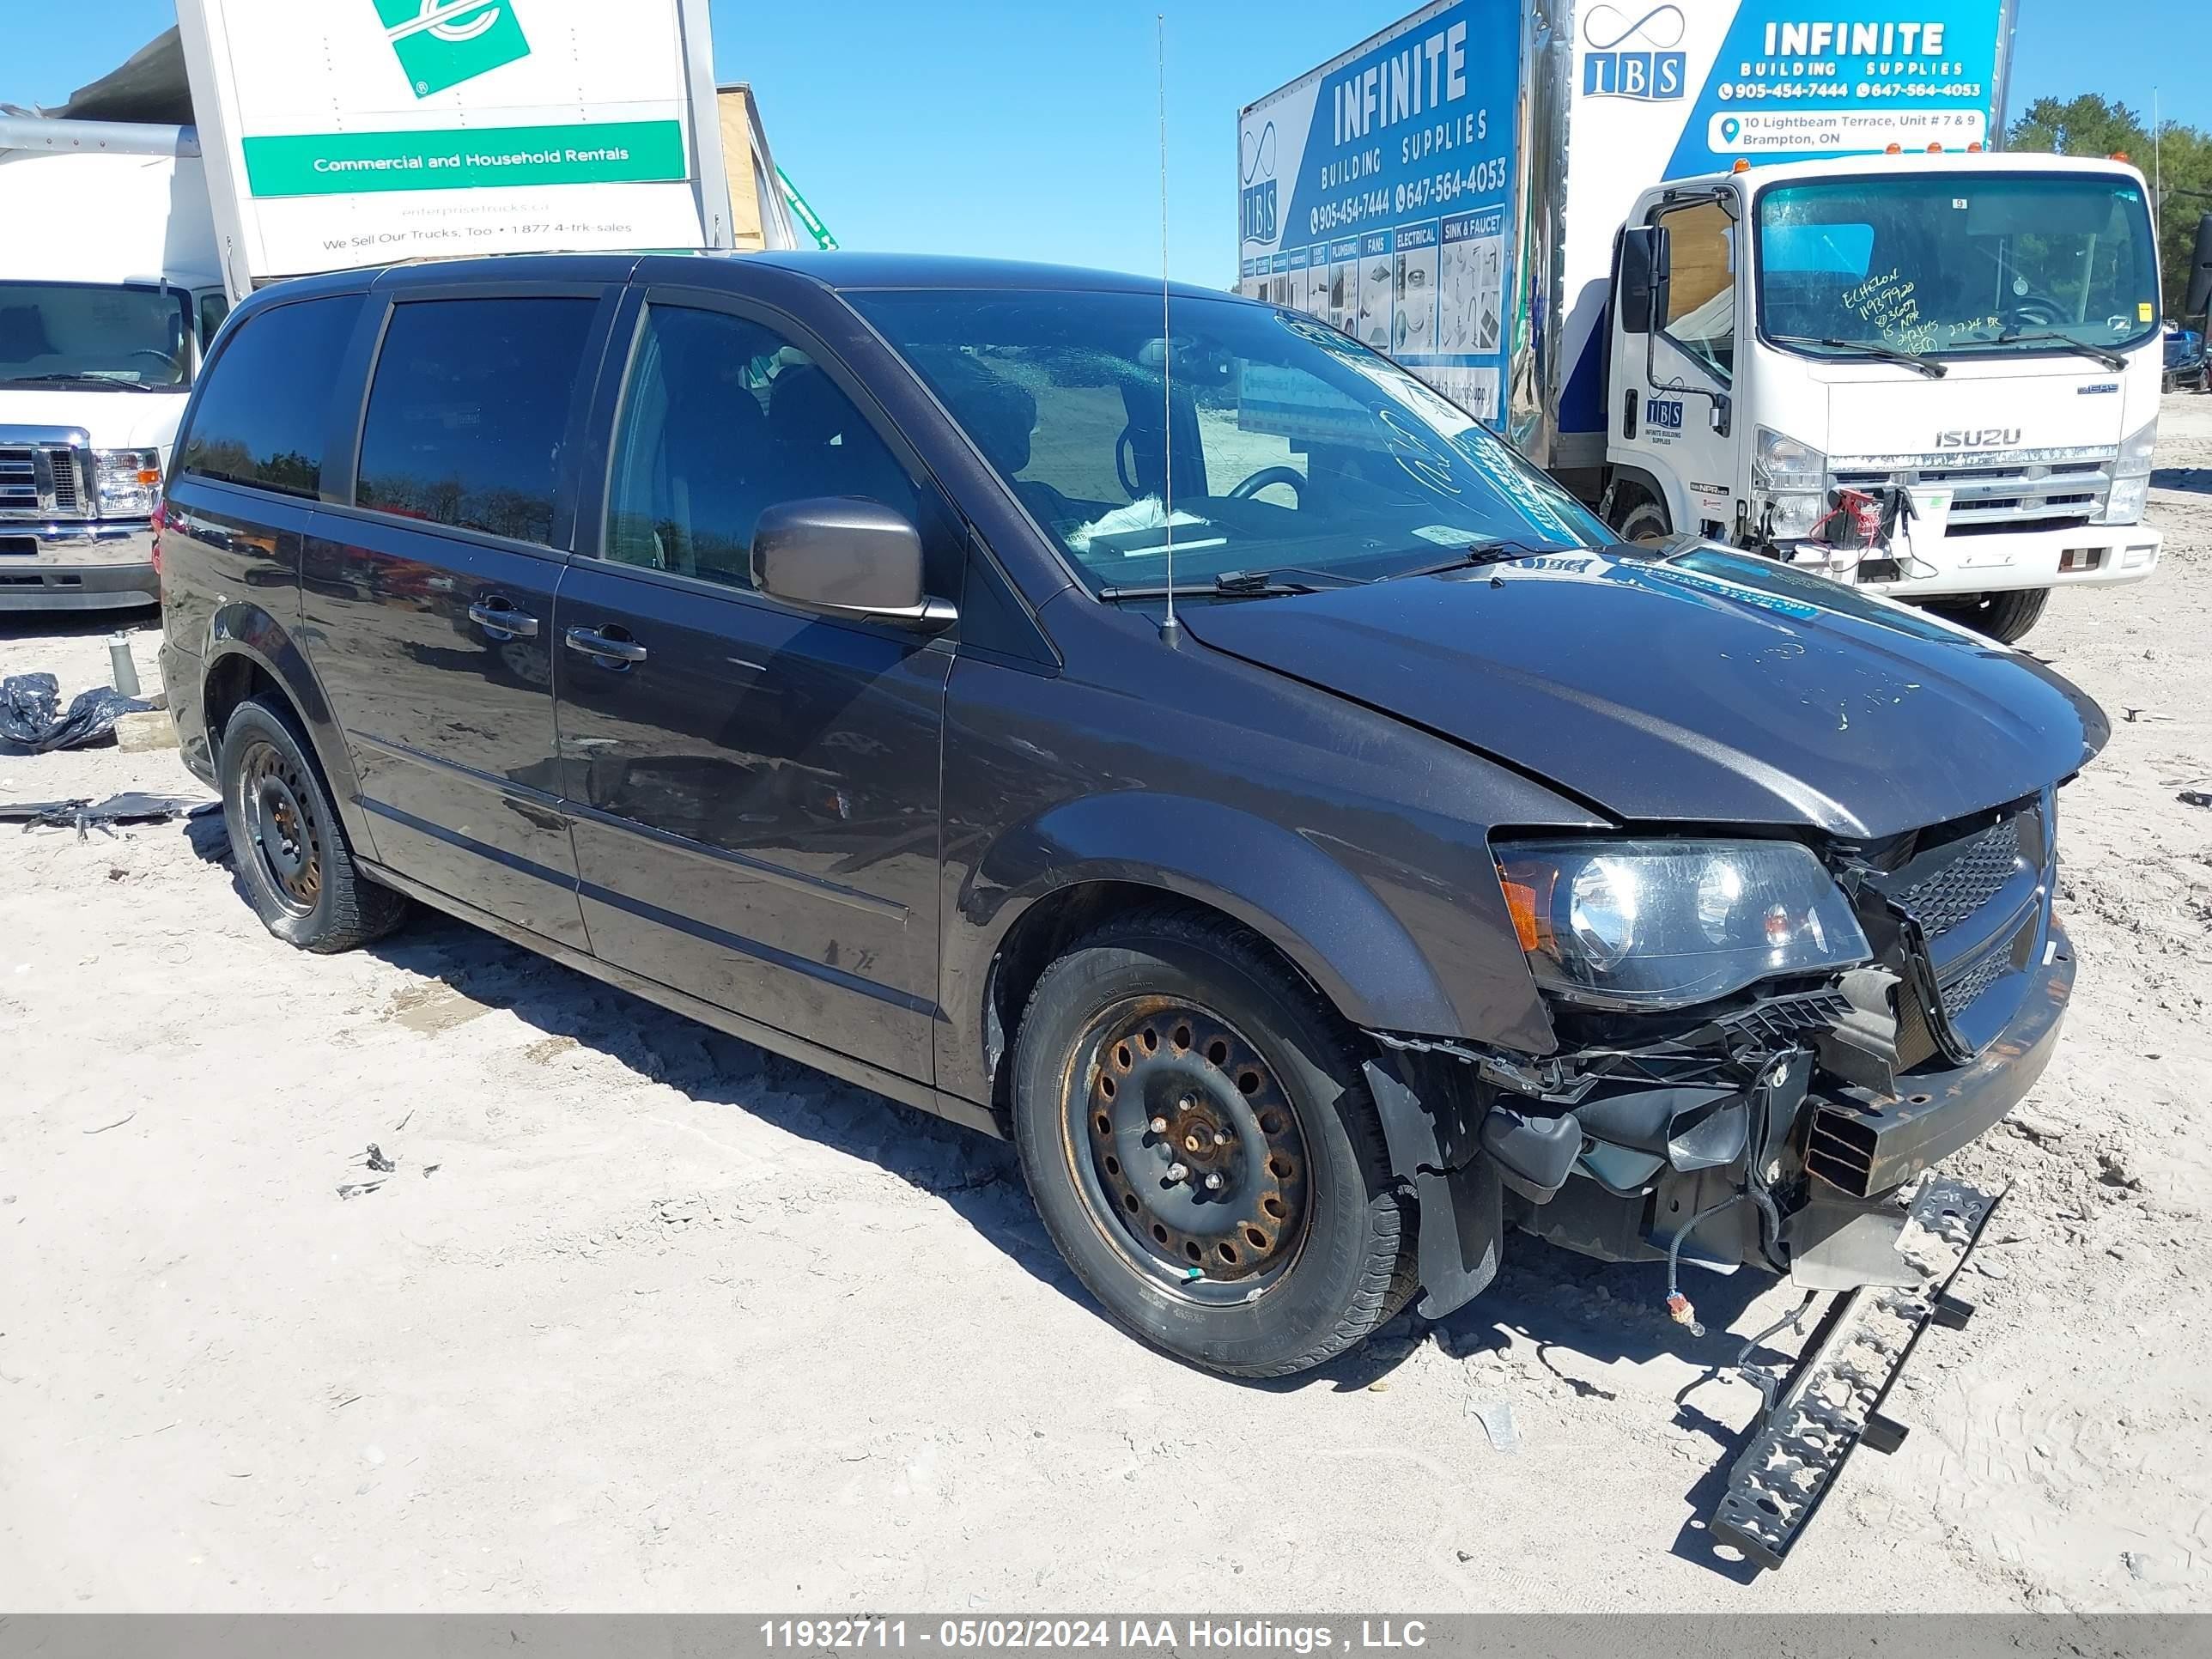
[564,625,648,665]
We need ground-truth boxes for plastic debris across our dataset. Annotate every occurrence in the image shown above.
[364,1144,397,1174]
[1468,1399,1520,1454]
[0,672,152,753]
[1,792,217,840]
[2180,790,2212,808]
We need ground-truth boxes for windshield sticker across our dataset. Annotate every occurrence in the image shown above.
[1411,524,1490,546]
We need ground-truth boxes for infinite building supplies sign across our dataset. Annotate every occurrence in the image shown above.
[183,0,714,280]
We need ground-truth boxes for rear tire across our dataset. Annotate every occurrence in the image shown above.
[1923,587,2051,645]
[219,696,407,952]
[1011,908,1416,1378]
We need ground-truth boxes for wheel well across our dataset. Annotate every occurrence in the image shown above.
[202,654,285,762]
[982,880,1333,1130]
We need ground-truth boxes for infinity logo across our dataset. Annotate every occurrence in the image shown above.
[1241,120,1277,186]
[1583,4,1686,51]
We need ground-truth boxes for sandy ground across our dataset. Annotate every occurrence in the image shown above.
[3,398,2209,1613]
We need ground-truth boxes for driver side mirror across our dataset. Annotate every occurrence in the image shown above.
[1618,224,1672,335]
[752,497,956,631]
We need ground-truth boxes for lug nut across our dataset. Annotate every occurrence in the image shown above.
[1167,1162,1189,1183]
[1212,1131,1229,1146]
[1150,1116,1169,1134]
[1204,1171,1224,1191]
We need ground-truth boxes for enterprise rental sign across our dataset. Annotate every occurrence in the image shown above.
[184,0,710,279]
[1238,0,1521,425]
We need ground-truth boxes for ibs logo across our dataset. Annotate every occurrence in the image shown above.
[1582,4,1686,101]
[1240,120,1278,246]
[374,0,532,99]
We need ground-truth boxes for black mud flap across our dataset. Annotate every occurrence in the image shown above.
[1707,1175,2001,1571]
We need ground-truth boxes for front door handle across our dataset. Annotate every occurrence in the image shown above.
[468,599,539,638]
[564,625,648,665]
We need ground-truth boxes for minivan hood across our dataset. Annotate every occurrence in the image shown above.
[1177,546,2105,840]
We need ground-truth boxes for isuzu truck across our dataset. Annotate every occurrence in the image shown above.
[1238,0,2164,640]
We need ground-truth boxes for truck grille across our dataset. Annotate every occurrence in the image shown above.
[1831,448,2115,536]
[0,443,86,520]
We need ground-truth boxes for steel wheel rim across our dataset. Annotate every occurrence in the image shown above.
[1060,996,1311,1305]
[240,740,322,915]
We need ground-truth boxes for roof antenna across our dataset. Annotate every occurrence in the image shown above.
[1156,10,1182,648]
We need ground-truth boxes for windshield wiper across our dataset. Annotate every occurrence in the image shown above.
[1096,567,1358,603]
[1770,335,1947,379]
[1381,538,1544,580]
[0,373,164,392]
[1987,329,2129,372]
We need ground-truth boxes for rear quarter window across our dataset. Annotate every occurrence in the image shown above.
[179,293,364,498]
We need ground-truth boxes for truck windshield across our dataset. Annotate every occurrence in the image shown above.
[851,289,1608,595]
[1756,173,2158,364]
[0,280,192,389]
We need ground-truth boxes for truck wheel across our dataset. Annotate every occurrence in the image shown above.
[1011,909,1416,1378]
[1609,490,1671,544]
[1924,587,2051,645]
[219,696,408,953]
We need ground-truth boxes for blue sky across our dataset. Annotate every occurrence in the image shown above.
[15,2,2207,285]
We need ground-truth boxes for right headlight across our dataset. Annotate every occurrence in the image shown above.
[2098,417,2157,525]
[1753,427,1829,543]
[1494,838,1869,1011]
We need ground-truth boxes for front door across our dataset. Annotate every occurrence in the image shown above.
[300,288,612,948]
[554,295,951,1081]
[1614,193,1742,538]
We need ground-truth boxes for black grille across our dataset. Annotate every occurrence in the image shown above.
[1893,816,2022,938]
[1939,949,2011,1020]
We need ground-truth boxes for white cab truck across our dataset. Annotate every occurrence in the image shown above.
[1237,1,2164,641]
[0,120,224,611]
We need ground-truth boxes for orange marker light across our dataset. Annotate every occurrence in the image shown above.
[1732,158,1751,173]
[1885,143,1902,155]
[2110,151,2130,162]
[1500,879,1544,952]
[1927,142,1943,153]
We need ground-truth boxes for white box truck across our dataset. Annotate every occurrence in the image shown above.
[1238,0,2164,641]
[0,118,225,611]
[3,0,738,614]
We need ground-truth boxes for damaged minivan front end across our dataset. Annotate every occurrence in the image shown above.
[1368,782,2071,1316]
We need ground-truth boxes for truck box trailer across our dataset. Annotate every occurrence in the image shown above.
[1238,1,2164,641]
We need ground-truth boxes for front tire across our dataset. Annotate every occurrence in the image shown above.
[219,696,407,952]
[1609,489,1671,544]
[1011,909,1415,1378]
[1923,587,2051,645]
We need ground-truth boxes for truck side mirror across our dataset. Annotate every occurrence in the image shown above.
[2186,214,2212,319]
[1618,225,1671,335]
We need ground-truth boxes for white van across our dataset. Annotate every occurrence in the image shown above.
[0,121,227,611]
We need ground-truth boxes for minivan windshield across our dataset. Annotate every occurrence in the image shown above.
[0,280,193,388]
[852,289,1608,594]
[1757,172,2158,362]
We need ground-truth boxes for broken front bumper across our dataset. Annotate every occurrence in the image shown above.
[1708,1173,2002,1571]
[1802,921,2073,1200]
